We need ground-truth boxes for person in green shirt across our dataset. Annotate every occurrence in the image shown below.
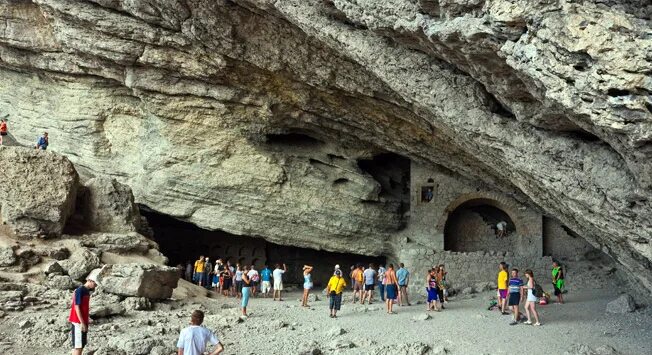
[552,261,565,304]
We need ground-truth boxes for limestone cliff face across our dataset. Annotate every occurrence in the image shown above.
[0,1,650,290]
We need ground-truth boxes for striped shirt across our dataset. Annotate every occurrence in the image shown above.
[508,278,523,293]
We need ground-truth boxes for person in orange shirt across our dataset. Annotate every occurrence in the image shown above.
[0,119,7,145]
[350,265,364,304]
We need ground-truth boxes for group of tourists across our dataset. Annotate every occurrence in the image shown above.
[0,117,49,149]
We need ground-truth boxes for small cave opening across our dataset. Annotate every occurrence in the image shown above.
[143,210,385,287]
[444,199,517,253]
[265,132,324,148]
[357,153,410,202]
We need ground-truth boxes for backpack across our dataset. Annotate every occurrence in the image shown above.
[533,282,544,298]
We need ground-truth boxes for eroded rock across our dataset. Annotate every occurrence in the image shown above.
[98,264,179,299]
[78,177,141,233]
[606,294,636,314]
[59,248,101,281]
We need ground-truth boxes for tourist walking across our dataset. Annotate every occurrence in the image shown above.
[377,264,386,302]
[193,255,206,287]
[362,264,376,305]
[397,263,410,306]
[301,265,314,307]
[35,132,48,150]
[235,264,244,299]
[552,261,565,304]
[260,264,272,298]
[523,270,541,326]
[351,264,364,304]
[508,269,524,325]
[327,269,347,318]
[272,263,287,301]
[426,268,441,311]
[0,119,7,145]
[177,310,224,355]
[497,262,509,314]
[247,265,259,297]
[69,270,100,355]
[384,264,399,314]
[241,266,252,317]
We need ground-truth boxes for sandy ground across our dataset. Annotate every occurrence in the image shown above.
[1,283,650,355]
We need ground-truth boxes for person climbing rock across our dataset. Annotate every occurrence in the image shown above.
[69,270,100,355]
[0,119,7,145]
[35,131,48,150]
[177,310,224,355]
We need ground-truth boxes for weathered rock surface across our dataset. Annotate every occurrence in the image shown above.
[606,294,636,314]
[59,247,101,281]
[0,247,16,267]
[0,147,78,238]
[78,177,141,233]
[98,263,179,299]
[0,1,650,291]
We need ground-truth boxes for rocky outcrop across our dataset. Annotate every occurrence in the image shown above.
[0,147,78,238]
[78,177,141,233]
[0,1,650,291]
[98,264,179,299]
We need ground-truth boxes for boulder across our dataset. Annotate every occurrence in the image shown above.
[0,247,17,267]
[122,297,153,311]
[78,177,141,233]
[59,248,101,281]
[326,326,346,337]
[606,294,636,314]
[80,232,156,255]
[98,264,179,299]
[90,303,126,318]
[45,274,80,290]
[43,261,65,275]
[0,147,78,238]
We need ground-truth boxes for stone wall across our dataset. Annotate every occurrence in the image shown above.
[396,242,553,296]
[543,217,602,262]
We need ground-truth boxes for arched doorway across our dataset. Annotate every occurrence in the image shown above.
[443,198,518,253]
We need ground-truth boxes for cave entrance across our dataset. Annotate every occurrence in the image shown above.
[443,199,517,253]
[143,210,385,287]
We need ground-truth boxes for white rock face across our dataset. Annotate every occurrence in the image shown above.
[0,147,78,238]
[0,1,650,291]
[98,263,180,299]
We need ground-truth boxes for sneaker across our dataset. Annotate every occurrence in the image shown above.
[524,321,532,325]
[509,321,518,325]
[534,322,541,326]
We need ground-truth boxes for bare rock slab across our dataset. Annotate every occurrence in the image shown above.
[605,294,636,314]
[99,264,179,299]
[0,147,78,238]
[78,177,141,233]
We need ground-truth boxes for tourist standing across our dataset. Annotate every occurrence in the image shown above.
[384,264,399,314]
[426,268,441,311]
[435,265,446,309]
[362,264,376,305]
[552,261,565,304]
[0,119,7,145]
[497,262,509,315]
[327,269,347,318]
[69,270,100,355]
[439,264,449,302]
[241,266,252,317]
[351,265,364,304]
[221,262,233,297]
[204,258,213,289]
[260,264,272,298]
[235,264,244,299]
[215,259,225,293]
[177,310,224,355]
[228,261,236,296]
[302,265,314,307]
[35,132,48,150]
[193,255,206,287]
[184,261,193,282]
[523,270,541,326]
[247,265,259,297]
[272,263,287,301]
[396,263,410,306]
[377,264,386,302]
[508,269,524,325]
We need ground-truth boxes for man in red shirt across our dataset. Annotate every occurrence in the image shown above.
[69,270,100,355]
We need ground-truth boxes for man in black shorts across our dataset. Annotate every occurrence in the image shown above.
[362,264,377,305]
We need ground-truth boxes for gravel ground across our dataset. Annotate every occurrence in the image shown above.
[1,283,650,355]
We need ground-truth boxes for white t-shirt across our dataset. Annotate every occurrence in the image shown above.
[273,268,285,281]
[247,269,259,281]
[176,325,219,355]
[497,221,507,230]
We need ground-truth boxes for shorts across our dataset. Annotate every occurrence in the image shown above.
[222,278,232,289]
[508,292,520,306]
[427,288,438,302]
[499,289,508,299]
[527,289,537,303]
[364,284,375,291]
[197,272,206,281]
[0,132,6,136]
[329,293,343,310]
[71,323,87,349]
[304,282,313,290]
[386,284,398,300]
[261,281,271,293]
[274,280,283,291]
[553,285,563,296]
[353,281,362,291]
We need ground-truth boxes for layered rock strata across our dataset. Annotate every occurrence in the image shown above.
[0,1,650,291]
